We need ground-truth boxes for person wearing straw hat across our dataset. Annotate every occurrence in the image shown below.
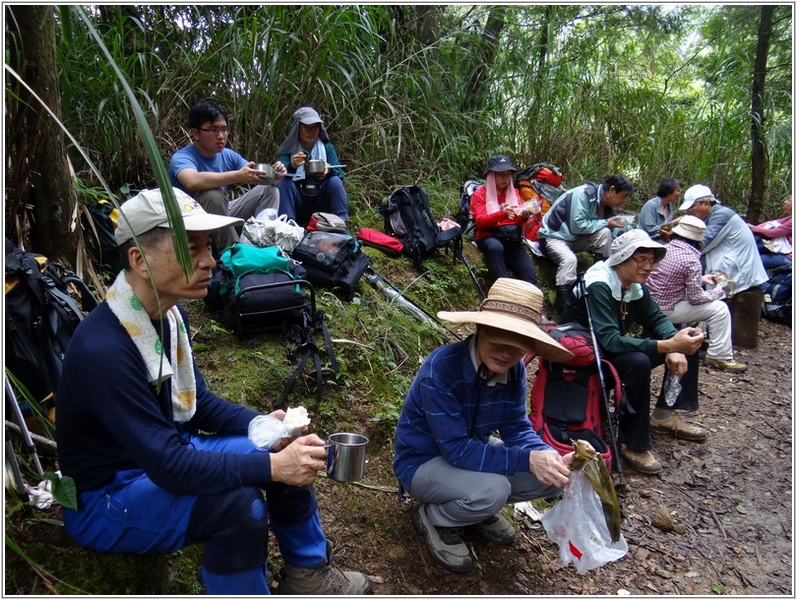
[647,215,746,372]
[562,229,706,475]
[56,188,371,595]
[169,100,286,255]
[393,278,575,573]
[275,106,349,226]
[470,155,540,289]
[678,183,768,295]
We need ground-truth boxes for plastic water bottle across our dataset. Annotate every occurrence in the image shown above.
[663,372,681,407]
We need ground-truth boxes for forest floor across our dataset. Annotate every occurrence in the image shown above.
[298,317,794,596]
[4,306,793,596]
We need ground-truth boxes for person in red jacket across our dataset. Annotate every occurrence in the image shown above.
[470,155,538,288]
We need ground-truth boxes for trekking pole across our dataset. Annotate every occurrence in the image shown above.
[364,268,462,341]
[577,273,628,492]
[5,423,30,501]
[5,376,44,477]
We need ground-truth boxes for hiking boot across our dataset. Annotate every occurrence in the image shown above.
[650,414,708,442]
[473,514,516,545]
[704,357,747,372]
[620,444,662,474]
[278,562,372,595]
[412,504,473,573]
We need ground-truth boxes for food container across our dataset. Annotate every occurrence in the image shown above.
[326,433,368,482]
[614,214,636,226]
[305,159,326,175]
[255,163,275,185]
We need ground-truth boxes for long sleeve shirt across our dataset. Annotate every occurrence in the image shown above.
[56,302,270,494]
[277,141,344,180]
[469,185,526,241]
[538,182,612,242]
[647,239,724,311]
[638,196,675,242]
[393,337,551,493]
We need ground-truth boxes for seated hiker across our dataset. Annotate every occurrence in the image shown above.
[748,190,792,272]
[55,188,371,596]
[276,107,348,227]
[470,155,540,288]
[393,278,576,573]
[168,99,286,255]
[562,229,706,475]
[537,174,633,313]
[638,177,683,243]
[647,216,746,372]
[678,184,768,295]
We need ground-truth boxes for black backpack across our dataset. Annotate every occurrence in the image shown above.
[289,231,371,301]
[379,185,462,272]
[455,179,483,237]
[80,198,122,284]
[205,242,339,407]
[761,266,792,326]
[5,238,99,419]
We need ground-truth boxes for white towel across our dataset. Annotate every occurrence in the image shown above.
[107,271,196,422]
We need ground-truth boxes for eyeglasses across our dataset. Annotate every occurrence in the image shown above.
[299,123,320,131]
[631,255,659,268]
[199,127,230,135]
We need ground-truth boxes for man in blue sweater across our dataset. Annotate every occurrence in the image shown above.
[56,188,370,595]
[393,278,575,573]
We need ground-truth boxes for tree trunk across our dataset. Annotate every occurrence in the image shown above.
[748,5,774,224]
[464,6,506,112]
[5,5,77,262]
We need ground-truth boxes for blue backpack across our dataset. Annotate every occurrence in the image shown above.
[761,267,791,326]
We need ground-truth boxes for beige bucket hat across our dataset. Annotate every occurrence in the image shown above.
[437,278,573,363]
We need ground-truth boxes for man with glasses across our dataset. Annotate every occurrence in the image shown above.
[562,229,706,474]
[275,107,349,226]
[169,100,286,254]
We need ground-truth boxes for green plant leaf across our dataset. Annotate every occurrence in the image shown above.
[43,473,78,511]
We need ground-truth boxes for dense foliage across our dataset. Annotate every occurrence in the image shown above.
[5,4,792,245]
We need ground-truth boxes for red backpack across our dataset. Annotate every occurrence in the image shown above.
[527,322,625,469]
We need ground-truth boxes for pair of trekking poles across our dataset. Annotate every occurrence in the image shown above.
[5,375,45,502]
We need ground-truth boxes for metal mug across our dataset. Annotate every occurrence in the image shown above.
[326,433,368,482]
[305,159,326,175]
[255,162,275,185]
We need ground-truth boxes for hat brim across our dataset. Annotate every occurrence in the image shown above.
[605,239,667,268]
[437,311,574,363]
[484,166,518,177]
[678,199,695,211]
[183,213,244,232]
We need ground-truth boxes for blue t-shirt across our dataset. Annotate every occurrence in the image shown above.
[168,145,248,197]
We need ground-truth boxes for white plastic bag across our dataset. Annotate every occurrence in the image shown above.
[541,469,628,574]
[264,214,305,253]
[248,415,290,451]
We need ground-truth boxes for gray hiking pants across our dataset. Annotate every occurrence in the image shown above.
[540,228,613,286]
[408,440,561,528]
[195,185,280,253]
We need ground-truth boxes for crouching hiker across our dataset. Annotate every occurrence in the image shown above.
[55,188,371,595]
[393,278,575,573]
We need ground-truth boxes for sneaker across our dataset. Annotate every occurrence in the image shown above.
[704,357,747,372]
[620,444,662,474]
[473,514,516,545]
[412,504,473,573]
[650,414,708,442]
[278,562,372,595]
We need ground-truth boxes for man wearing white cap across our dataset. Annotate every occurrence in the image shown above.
[647,215,746,372]
[678,184,768,295]
[562,229,706,475]
[276,106,349,226]
[56,188,371,595]
[169,100,286,254]
[393,278,575,573]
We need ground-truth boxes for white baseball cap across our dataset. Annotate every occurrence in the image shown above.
[679,184,716,212]
[115,188,244,245]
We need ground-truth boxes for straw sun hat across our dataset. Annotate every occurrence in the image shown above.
[437,278,573,363]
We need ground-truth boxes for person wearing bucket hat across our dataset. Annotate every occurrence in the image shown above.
[648,215,746,372]
[470,155,541,293]
[56,188,372,595]
[679,183,768,295]
[168,100,287,256]
[538,174,635,315]
[638,177,683,243]
[393,278,574,573]
[275,106,349,227]
[562,229,706,475]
